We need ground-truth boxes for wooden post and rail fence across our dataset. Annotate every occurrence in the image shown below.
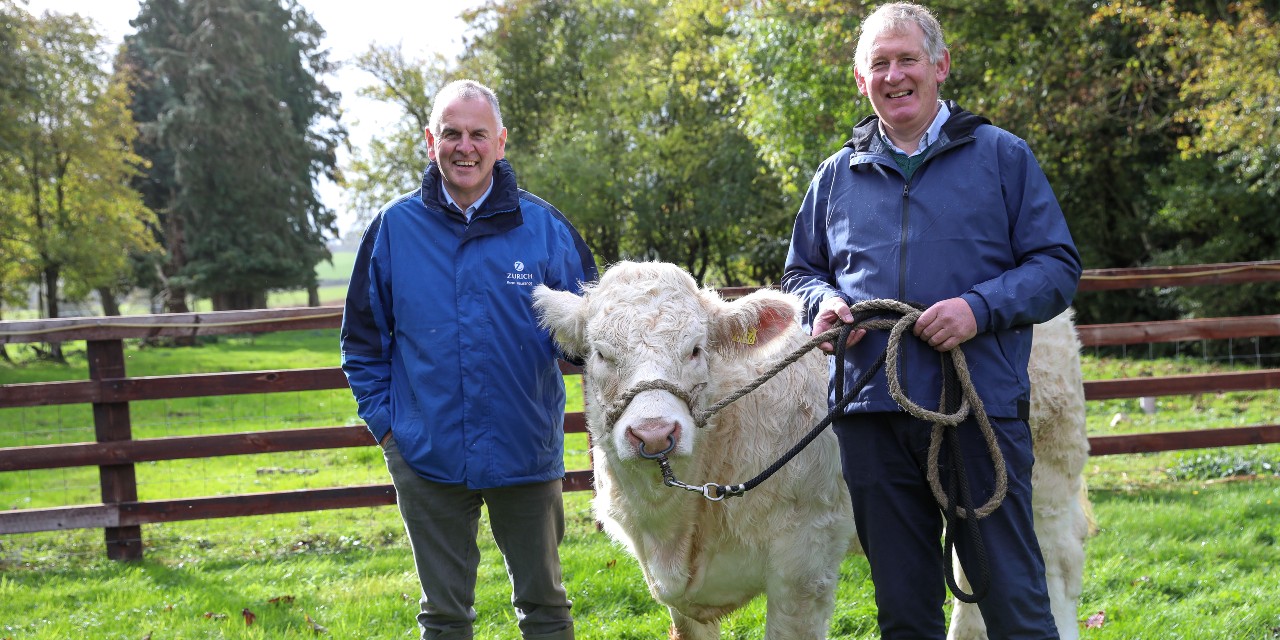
[2,260,1279,560]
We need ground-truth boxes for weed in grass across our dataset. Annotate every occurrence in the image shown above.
[1166,447,1280,481]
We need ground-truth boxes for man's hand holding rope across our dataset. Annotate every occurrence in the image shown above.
[912,297,978,352]
[816,295,977,353]
[813,296,867,353]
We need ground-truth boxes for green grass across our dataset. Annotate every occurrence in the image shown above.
[1,336,1278,638]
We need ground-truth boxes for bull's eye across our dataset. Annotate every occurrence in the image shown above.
[689,345,703,361]
[591,342,619,368]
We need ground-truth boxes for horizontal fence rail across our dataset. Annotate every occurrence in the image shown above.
[2,260,1279,558]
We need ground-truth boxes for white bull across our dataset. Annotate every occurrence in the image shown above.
[533,261,1090,640]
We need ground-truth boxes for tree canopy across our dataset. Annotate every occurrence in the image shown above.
[4,0,1277,323]
[341,0,1277,321]
[0,4,157,331]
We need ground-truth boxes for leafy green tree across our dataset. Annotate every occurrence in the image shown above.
[0,8,157,338]
[0,0,35,358]
[1098,0,1280,320]
[346,0,1279,314]
[941,1,1187,323]
[459,0,786,285]
[726,0,868,201]
[466,0,645,266]
[341,44,450,230]
[127,0,345,310]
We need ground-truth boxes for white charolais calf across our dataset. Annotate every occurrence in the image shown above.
[534,261,1090,640]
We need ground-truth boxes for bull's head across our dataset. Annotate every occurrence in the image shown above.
[533,261,801,465]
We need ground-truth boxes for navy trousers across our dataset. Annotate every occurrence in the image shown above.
[833,412,1059,640]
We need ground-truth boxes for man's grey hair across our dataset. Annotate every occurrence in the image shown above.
[854,2,948,75]
[428,79,504,134]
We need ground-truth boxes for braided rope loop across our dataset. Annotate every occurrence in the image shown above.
[848,299,1007,520]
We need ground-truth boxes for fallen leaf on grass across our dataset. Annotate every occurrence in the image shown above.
[305,613,329,634]
[268,595,296,605]
[1085,610,1106,629]
[203,612,228,620]
[242,608,257,626]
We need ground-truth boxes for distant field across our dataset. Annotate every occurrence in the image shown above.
[315,249,356,284]
[267,250,355,307]
[0,251,358,318]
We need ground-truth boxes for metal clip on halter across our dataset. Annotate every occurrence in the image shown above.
[642,436,746,501]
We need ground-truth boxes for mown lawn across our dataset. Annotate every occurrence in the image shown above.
[1,330,1278,638]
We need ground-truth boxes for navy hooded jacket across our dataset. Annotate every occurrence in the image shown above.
[782,102,1081,419]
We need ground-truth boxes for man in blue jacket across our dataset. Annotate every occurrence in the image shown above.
[782,3,1081,639]
[341,79,596,640]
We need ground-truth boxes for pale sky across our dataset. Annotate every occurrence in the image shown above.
[22,0,487,235]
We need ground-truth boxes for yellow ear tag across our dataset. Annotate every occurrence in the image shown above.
[733,327,758,345]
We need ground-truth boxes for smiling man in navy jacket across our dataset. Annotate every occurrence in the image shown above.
[783,3,1081,639]
[341,79,596,640]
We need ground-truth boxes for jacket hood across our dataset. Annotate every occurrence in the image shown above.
[844,100,991,153]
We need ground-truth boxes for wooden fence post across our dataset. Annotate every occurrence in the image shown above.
[88,338,143,561]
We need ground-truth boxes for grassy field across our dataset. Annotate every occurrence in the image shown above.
[1,332,1278,638]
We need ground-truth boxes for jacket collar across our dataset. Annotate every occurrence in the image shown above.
[420,158,521,220]
[844,100,990,154]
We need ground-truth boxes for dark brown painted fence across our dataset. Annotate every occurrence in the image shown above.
[2,260,1279,560]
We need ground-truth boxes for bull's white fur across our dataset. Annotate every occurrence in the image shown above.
[948,309,1093,640]
[534,261,1091,640]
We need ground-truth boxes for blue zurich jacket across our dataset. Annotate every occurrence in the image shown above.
[341,159,597,489]
[782,102,1081,419]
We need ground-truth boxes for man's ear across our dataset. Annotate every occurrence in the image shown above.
[425,127,437,162]
[935,49,951,84]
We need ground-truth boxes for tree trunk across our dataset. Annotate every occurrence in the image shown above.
[163,200,191,315]
[0,308,10,364]
[307,283,320,307]
[41,264,65,363]
[212,290,267,311]
[98,287,121,316]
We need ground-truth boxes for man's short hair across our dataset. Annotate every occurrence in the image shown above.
[428,79,504,134]
[855,2,948,75]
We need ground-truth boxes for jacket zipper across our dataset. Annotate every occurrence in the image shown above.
[898,182,909,300]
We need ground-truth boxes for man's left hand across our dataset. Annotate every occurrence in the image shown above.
[913,298,977,352]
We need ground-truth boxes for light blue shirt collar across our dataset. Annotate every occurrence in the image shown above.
[880,100,950,157]
[441,177,495,221]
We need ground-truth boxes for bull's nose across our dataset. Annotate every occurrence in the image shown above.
[635,434,676,459]
[625,420,680,458]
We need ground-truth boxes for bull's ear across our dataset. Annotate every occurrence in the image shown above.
[532,284,590,358]
[709,289,801,351]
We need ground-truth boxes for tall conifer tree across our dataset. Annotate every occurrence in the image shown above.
[126,0,345,310]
